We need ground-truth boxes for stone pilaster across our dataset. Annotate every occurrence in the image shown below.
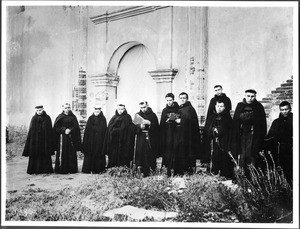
[185,7,208,126]
[149,69,178,117]
[89,73,120,120]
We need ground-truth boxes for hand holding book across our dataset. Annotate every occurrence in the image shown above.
[133,114,151,126]
[133,114,145,125]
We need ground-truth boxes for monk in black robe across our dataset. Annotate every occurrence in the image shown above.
[22,105,54,174]
[206,85,232,118]
[53,103,82,174]
[103,104,135,168]
[82,105,107,174]
[232,89,267,177]
[134,101,160,177]
[264,101,293,185]
[203,100,234,179]
[173,92,201,175]
[160,93,180,176]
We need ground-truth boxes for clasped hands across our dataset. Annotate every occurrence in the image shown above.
[175,118,181,124]
[65,128,71,135]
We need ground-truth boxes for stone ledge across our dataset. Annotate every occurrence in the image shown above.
[149,69,178,83]
[103,205,178,221]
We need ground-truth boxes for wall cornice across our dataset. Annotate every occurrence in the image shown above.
[149,69,178,83]
[89,73,120,87]
[90,6,170,24]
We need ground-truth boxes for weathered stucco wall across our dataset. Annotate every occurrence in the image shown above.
[86,6,208,122]
[6,6,88,126]
[207,7,293,111]
[172,7,208,124]
[86,7,174,120]
[6,5,294,128]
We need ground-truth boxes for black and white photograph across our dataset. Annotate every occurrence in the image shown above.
[1,1,299,228]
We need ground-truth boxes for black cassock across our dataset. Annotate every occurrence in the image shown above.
[265,113,293,185]
[173,101,201,175]
[82,112,107,174]
[53,111,81,174]
[231,99,267,172]
[134,107,160,177]
[160,102,180,175]
[203,110,234,179]
[22,111,54,174]
[103,110,135,168]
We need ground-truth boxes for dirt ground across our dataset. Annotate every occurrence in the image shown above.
[5,155,93,197]
[5,155,164,196]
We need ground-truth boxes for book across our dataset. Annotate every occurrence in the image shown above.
[132,114,145,125]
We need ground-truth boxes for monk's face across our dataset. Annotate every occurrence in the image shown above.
[279,105,291,117]
[215,102,225,114]
[117,106,125,115]
[245,92,256,104]
[166,97,174,107]
[140,104,148,113]
[63,105,71,115]
[94,109,101,116]
[214,87,223,96]
[36,108,44,116]
[179,94,188,105]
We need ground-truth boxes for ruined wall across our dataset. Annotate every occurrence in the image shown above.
[207,7,293,115]
[6,5,294,128]
[259,77,293,129]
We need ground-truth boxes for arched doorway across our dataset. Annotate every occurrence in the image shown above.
[116,44,157,116]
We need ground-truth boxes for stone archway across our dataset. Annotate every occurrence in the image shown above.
[114,43,157,116]
[107,41,142,75]
[108,41,178,117]
[90,41,178,121]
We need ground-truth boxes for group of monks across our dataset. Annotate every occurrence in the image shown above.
[203,85,293,185]
[22,87,293,184]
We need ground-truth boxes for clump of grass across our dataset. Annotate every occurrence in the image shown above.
[174,173,239,222]
[109,167,238,222]
[109,166,176,212]
[6,175,124,221]
[226,151,293,223]
[6,125,28,160]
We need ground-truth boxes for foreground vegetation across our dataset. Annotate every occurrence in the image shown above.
[6,125,28,160]
[5,126,293,222]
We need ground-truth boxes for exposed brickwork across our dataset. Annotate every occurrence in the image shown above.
[259,76,293,129]
[72,68,87,133]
